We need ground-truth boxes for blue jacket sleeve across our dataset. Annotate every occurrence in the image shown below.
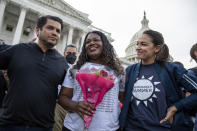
[171,63,197,111]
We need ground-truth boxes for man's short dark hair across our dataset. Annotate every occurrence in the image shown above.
[37,15,63,30]
[190,43,197,61]
[64,44,77,52]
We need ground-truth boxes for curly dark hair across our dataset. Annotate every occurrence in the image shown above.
[143,30,170,64]
[190,43,197,62]
[73,31,124,75]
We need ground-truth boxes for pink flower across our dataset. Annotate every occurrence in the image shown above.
[119,101,123,109]
[100,70,108,77]
[76,72,114,129]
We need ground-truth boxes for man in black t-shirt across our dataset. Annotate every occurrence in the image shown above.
[0,15,69,131]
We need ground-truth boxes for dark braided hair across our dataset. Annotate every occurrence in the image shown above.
[73,31,124,75]
[143,30,170,65]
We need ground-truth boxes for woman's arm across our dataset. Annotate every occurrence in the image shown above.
[58,87,95,119]
[166,63,197,111]
[174,73,197,111]
[119,92,124,104]
[58,87,74,111]
[161,63,197,124]
[118,74,126,103]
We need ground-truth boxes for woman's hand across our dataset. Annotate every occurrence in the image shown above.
[160,106,177,124]
[74,101,95,119]
[58,87,95,120]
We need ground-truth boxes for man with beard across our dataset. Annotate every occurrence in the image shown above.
[53,44,77,131]
[0,15,68,131]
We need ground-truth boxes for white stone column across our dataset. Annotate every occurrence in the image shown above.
[12,7,27,44]
[0,0,8,32]
[79,32,86,52]
[75,37,81,52]
[67,26,74,45]
[61,32,68,54]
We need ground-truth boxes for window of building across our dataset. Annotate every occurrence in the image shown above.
[23,30,30,36]
[6,24,13,32]
[23,27,31,36]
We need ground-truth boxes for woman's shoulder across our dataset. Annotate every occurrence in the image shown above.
[165,62,185,70]
[126,63,139,71]
[164,62,188,77]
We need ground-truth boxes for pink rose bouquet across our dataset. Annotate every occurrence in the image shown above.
[76,68,115,129]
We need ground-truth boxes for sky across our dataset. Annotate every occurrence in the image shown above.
[65,0,197,69]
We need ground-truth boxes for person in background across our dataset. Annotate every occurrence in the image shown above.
[53,44,77,131]
[64,44,77,66]
[59,30,125,131]
[0,70,7,112]
[189,43,197,131]
[119,30,197,131]
[190,43,197,64]
[0,15,68,131]
[0,40,8,112]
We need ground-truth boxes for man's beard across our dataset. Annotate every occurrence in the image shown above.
[43,41,56,49]
[42,39,57,49]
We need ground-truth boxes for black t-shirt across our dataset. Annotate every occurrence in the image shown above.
[0,43,68,128]
[0,70,7,108]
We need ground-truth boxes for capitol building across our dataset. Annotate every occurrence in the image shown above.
[120,12,150,67]
[120,12,173,68]
[0,0,113,54]
[0,0,172,68]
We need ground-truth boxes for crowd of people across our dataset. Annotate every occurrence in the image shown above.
[0,15,196,131]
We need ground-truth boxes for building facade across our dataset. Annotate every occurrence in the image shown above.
[124,12,149,64]
[0,0,113,54]
[121,12,173,68]
[120,12,149,68]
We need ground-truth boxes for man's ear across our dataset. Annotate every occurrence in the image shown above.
[35,27,40,37]
[63,51,66,57]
